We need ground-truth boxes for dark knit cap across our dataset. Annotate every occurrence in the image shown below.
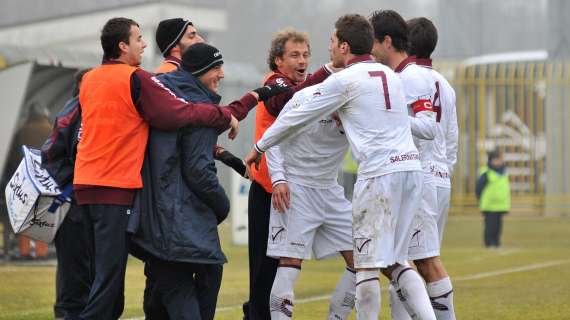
[182,43,224,77]
[156,18,192,57]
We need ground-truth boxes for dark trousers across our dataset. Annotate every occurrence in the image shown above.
[483,211,507,247]
[54,204,93,319]
[79,204,130,320]
[245,181,278,320]
[145,259,223,320]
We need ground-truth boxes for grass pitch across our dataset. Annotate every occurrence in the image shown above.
[0,215,569,319]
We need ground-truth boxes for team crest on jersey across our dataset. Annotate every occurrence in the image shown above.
[354,238,372,255]
[270,226,286,243]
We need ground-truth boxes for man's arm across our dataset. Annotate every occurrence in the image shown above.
[41,97,81,186]
[134,69,248,131]
[409,114,436,140]
[475,172,488,200]
[245,76,348,169]
[264,65,332,117]
[214,145,247,177]
[445,91,459,174]
[180,127,230,224]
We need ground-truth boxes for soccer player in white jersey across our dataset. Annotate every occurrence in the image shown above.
[405,17,459,320]
[263,84,355,319]
[245,14,436,320]
[369,10,456,319]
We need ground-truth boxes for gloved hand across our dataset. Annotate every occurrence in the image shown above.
[252,84,291,101]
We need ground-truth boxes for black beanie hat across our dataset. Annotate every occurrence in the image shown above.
[182,43,224,77]
[156,18,192,57]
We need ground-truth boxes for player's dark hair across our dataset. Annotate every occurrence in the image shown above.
[407,17,438,59]
[334,14,374,55]
[101,17,139,60]
[369,10,409,52]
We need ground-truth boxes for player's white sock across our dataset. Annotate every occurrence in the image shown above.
[328,267,356,320]
[270,265,301,319]
[427,277,456,320]
[391,265,436,320]
[389,282,412,320]
[355,270,380,320]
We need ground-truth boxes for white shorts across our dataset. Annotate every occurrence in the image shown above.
[352,171,423,269]
[267,182,353,260]
[408,182,452,260]
[436,186,451,243]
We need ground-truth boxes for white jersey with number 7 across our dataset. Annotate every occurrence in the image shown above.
[257,56,422,180]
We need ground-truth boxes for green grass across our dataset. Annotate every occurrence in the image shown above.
[1,216,569,319]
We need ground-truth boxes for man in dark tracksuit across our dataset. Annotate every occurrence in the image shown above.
[129,43,288,320]
[41,69,93,319]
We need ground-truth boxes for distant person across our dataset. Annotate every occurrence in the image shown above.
[6,103,52,260]
[476,150,511,248]
[155,18,204,74]
[41,69,93,319]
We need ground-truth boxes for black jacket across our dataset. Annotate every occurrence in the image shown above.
[130,70,229,264]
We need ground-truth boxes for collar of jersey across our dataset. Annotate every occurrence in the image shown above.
[346,55,375,68]
[415,57,433,68]
[395,56,416,73]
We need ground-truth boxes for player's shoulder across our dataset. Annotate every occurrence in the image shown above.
[264,73,294,87]
[430,69,455,97]
[400,64,432,93]
[292,84,319,103]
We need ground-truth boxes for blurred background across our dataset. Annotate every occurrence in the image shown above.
[0,0,569,257]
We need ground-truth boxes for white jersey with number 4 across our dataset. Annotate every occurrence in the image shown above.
[397,58,450,188]
[257,57,421,180]
[418,61,459,182]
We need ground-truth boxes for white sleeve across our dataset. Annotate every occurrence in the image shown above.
[266,145,286,186]
[445,90,459,174]
[256,76,348,151]
[409,111,436,140]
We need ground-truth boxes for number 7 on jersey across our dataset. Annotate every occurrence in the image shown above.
[369,71,391,110]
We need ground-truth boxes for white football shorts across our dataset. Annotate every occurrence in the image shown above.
[352,171,423,269]
[267,182,353,260]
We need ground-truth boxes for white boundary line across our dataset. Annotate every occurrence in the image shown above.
[124,259,570,318]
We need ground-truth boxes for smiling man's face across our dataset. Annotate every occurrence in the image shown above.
[275,39,310,83]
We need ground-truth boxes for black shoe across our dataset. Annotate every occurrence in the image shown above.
[242,301,250,320]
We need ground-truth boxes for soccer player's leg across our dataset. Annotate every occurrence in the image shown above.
[313,185,356,319]
[411,184,455,320]
[379,171,436,320]
[267,182,319,319]
[351,178,385,319]
[419,186,456,320]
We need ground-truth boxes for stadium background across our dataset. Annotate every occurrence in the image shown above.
[0,1,569,319]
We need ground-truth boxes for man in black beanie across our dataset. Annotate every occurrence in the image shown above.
[131,43,290,320]
[155,18,204,74]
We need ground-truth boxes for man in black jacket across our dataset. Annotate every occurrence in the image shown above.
[130,43,287,320]
[41,69,93,319]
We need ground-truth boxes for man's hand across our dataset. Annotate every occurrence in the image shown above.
[252,84,291,101]
[272,183,290,213]
[228,115,239,140]
[244,147,263,173]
